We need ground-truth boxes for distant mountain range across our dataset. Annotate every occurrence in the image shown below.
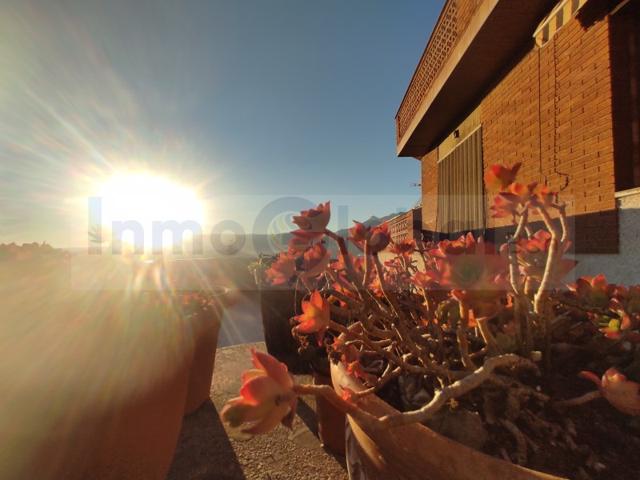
[335,212,401,237]
[64,211,405,258]
[198,211,404,257]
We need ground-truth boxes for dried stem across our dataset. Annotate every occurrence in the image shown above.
[377,354,536,429]
[457,304,476,370]
[554,390,601,408]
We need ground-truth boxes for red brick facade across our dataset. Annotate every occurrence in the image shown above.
[412,0,638,254]
[421,151,439,232]
[481,5,617,252]
[387,208,423,245]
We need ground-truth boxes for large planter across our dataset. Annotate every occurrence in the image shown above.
[1,274,192,480]
[313,372,346,455]
[183,286,229,415]
[330,360,564,480]
[259,287,309,373]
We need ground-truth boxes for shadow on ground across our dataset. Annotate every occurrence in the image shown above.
[167,401,246,480]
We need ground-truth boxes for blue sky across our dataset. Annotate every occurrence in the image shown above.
[0,0,443,246]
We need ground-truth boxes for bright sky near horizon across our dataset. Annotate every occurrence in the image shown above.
[0,0,443,247]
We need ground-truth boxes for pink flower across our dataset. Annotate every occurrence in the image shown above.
[299,243,330,280]
[390,239,416,259]
[580,368,640,416]
[531,185,557,208]
[341,344,376,385]
[429,233,508,322]
[341,387,356,403]
[292,202,330,235]
[221,349,297,434]
[571,274,616,309]
[411,270,439,289]
[599,318,632,340]
[293,290,331,341]
[368,223,391,253]
[265,253,296,285]
[349,222,391,254]
[514,229,576,282]
[349,221,369,245]
[288,229,319,253]
[489,183,538,219]
[484,163,521,191]
[611,285,640,321]
[490,192,521,219]
[508,181,538,202]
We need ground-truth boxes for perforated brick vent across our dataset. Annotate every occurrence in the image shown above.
[396,1,482,144]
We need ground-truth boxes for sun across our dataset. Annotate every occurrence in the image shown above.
[95,172,204,253]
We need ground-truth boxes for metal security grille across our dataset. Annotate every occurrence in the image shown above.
[436,127,484,234]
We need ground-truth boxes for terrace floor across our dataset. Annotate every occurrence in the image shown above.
[168,341,349,480]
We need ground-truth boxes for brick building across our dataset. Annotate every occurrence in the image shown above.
[387,207,423,245]
[396,0,640,282]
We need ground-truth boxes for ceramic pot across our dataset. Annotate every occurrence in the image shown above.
[183,286,229,415]
[330,360,565,480]
[1,279,192,480]
[313,372,346,455]
[259,287,310,373]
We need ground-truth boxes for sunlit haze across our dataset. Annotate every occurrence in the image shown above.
[0,0,443,247]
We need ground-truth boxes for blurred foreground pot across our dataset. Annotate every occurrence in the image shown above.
[330,360,564,480]
[183,286,230,415]
[259,287,309,373]
[1,265,192,480]
[313,372,346,455]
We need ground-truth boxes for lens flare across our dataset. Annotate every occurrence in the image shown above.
[94,172,204,253]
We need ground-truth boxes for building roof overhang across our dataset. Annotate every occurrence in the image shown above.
[396,0,556,158]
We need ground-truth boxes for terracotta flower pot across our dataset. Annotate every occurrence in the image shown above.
[313,372,346,455]
[183,286,229,415]
[330,360,565,480]
[1,280,192,480]
[259,287,310,373]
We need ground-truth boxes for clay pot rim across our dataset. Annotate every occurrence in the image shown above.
[174,285,231,296]
[205,285,231,297]
[329,336,565,480]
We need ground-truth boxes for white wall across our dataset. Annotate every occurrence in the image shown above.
[573,188,640,285]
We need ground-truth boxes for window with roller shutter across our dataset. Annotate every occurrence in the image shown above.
[436,127,485,235]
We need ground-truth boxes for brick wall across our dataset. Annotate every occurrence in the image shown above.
[388,209,423,246]
[421,150,439,232]
[480,7,618,253]
[610,1,640,191]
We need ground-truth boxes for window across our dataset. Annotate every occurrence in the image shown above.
[436,127,485,234]
[534,0,589,47]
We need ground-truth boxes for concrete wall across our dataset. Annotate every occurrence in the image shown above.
[574,188,640,284]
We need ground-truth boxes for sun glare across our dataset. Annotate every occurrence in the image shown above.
[95,172,204,252]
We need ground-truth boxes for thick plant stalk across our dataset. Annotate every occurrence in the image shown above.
[324,229,360,287]
[353,365,402,398]
[476,317,499,355]
[377,354,537,429]
[507,209,528,296]
[554,390,601,408]
[505,209,534,355]
[371,253,431,370]
[295,354,537,433]
[457,303,476,370]
[533,205,561,316]
[293,383,380,427]
[533,204,567,368]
